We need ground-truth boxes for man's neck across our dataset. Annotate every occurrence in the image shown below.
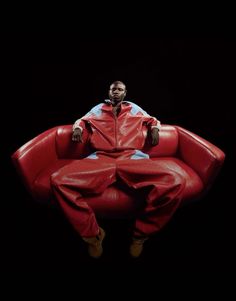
[112,102,122,116]
[111,100,123,107]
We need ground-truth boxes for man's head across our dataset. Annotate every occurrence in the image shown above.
[108,81,127,106]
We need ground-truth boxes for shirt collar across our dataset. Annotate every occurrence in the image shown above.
[104,99,129,105]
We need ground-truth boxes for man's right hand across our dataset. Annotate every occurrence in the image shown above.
[72,128,83,143]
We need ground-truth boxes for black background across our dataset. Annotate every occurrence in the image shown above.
[2,32,235,275]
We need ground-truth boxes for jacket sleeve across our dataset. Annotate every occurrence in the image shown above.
[147,117,161,131]
[128,102,161,130]
[72,103,103,132]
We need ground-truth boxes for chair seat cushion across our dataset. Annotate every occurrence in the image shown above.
[32,157,203,217]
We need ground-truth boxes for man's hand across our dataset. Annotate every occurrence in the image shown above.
[151,128,159,146]
[72,128,83,143]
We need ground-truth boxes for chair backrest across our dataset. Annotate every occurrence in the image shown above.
[55,124,179,159]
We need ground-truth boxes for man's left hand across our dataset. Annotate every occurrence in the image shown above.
[151,128,159,146]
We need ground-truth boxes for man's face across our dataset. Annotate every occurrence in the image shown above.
[109,83,126,105]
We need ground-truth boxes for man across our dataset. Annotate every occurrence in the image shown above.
[51,81,185,258]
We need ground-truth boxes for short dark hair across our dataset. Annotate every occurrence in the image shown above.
[110,81,126,90]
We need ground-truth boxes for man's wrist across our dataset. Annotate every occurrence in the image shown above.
[73,127,82,132]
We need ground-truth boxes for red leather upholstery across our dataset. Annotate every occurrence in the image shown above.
[11,125,225,218]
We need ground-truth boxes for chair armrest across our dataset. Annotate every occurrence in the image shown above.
[11,127,58,195]
[175,126,225,187]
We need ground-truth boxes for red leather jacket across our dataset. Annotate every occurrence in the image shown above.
[73,100,161,152]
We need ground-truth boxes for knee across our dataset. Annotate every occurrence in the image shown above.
[169,170,186,189]
[50,171,62,189]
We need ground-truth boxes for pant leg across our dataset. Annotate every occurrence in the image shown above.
[117,159,186,237]
[51,158,116,237]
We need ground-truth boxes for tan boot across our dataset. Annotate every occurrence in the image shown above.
[129,237,148,258]
[82,227,106,259]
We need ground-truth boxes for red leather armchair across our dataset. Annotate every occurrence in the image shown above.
[11,125,225,218]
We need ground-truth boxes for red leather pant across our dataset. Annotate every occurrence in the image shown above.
[51,151,186,238]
